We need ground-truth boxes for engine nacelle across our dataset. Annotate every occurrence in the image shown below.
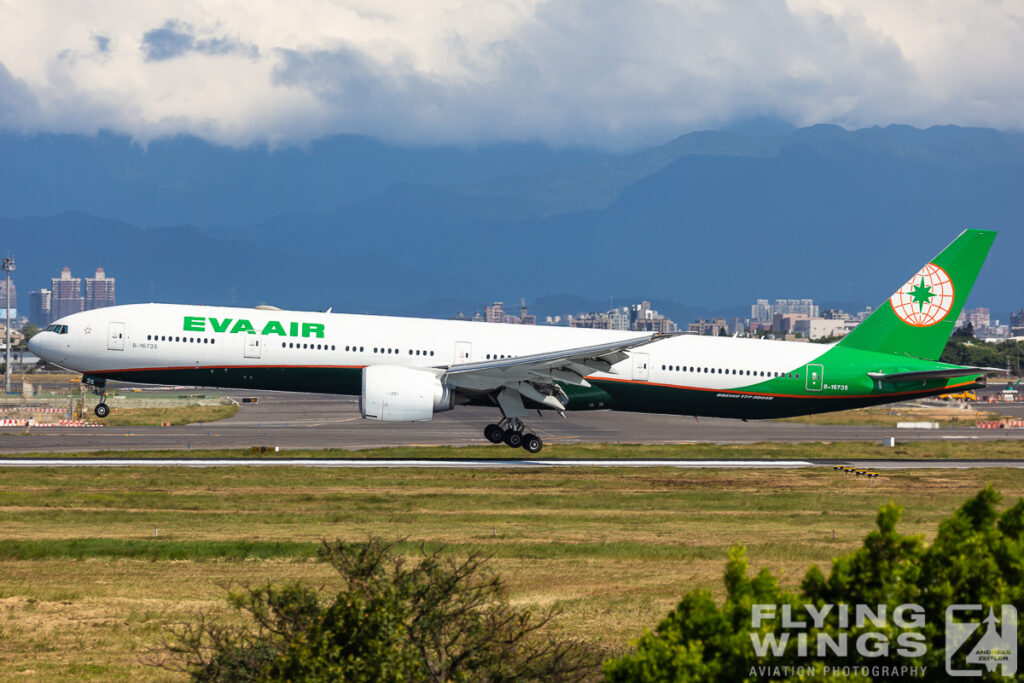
[360,365,454,422]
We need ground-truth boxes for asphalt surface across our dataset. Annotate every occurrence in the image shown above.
[1,389,1023,455]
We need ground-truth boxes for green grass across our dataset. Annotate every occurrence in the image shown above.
[3,439,1023,460]
[1,460,1023,679]
[0,538,316,561]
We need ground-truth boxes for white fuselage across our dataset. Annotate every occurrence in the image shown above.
[31,303,827,394]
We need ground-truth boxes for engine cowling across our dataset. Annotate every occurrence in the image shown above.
[360,365,454,422]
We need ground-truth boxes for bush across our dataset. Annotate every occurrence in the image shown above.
[153,538,600,682]
[605,487,1024,682]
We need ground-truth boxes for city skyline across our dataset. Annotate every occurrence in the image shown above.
[3,261,1022,343]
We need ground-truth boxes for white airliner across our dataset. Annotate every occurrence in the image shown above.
[29,230,1000,453]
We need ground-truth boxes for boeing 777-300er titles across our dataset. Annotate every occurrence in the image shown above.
[29,230,1000,453]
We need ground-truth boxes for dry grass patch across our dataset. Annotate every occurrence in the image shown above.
[775,402,999,426]
[84,404,238,426]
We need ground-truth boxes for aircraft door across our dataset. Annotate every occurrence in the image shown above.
[454,341,472,364]
[806,364,824,392]
[632,352,650,381]
[244,335,262,359]
[107,322,126,351]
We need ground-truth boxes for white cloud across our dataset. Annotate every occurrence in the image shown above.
[0,0,1021,148]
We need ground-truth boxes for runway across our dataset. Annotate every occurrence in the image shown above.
[1,390,1022,455]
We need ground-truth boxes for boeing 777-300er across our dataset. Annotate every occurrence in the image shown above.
[29,230,1000,453]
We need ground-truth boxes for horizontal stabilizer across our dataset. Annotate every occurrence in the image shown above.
[867,367,1003,384]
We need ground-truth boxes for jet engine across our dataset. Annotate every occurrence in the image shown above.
[360,366,454,422]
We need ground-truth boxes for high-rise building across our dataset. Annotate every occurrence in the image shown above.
[484,302,504,323]
[85,267,116,310]
[688,318,728,336]
[29,289,51,328]
[1010,309,1024,336]
[773,298,819,318]
[51,267,84,319]
[967,307,991,329]
[518,299,536,325]
[751,299,772,322]
[629,301,678,332]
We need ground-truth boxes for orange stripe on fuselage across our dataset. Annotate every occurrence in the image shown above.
[89,364,368,374]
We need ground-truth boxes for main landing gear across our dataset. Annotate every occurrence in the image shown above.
[83,376,109,418]
[484,418,544,454]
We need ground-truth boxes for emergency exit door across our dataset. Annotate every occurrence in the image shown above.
[107,322,125,351]
[454,341,472,364]
[244,335,262,359]
[632,352,649,381]
[806,364,824,391]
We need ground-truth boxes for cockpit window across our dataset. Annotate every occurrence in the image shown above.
[45,324,69,334]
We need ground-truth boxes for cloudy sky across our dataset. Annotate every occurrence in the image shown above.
[1,0,1022,149]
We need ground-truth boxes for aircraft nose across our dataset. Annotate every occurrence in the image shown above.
[28,331,50,360]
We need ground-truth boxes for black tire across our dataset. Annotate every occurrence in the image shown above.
[522,433,543,454]
[504,429,523,448]
[484,423,504,444]
[94,403,110,418]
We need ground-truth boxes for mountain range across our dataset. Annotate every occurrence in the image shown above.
[2,124,1022,321]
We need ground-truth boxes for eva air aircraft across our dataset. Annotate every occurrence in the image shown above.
[29,230,998,453]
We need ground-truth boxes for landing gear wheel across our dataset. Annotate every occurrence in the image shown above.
[522,433,543,454]
[94,403,110,419]
[503,429,523,448]
[484,423,505,444]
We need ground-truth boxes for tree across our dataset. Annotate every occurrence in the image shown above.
[951,322,975,341]
[605,487,1024,682]
[153,538,599,682]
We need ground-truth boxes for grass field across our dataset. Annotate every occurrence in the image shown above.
[82,404,238,426]
[1,447,1023,680]
[4,438,1024,461]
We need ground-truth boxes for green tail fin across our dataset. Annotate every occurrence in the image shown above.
[839,229,996,360]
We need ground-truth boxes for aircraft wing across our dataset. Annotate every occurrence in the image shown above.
[867,366,1003,384]
[440,332,670,410]
[443,332,667,381]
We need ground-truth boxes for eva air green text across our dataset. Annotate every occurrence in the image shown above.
[183,316,325,338]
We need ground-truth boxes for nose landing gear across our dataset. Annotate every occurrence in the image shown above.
[482,418,544,454]
[83,376,109,419]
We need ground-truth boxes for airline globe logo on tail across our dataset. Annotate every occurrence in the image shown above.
[889,263,955,327]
